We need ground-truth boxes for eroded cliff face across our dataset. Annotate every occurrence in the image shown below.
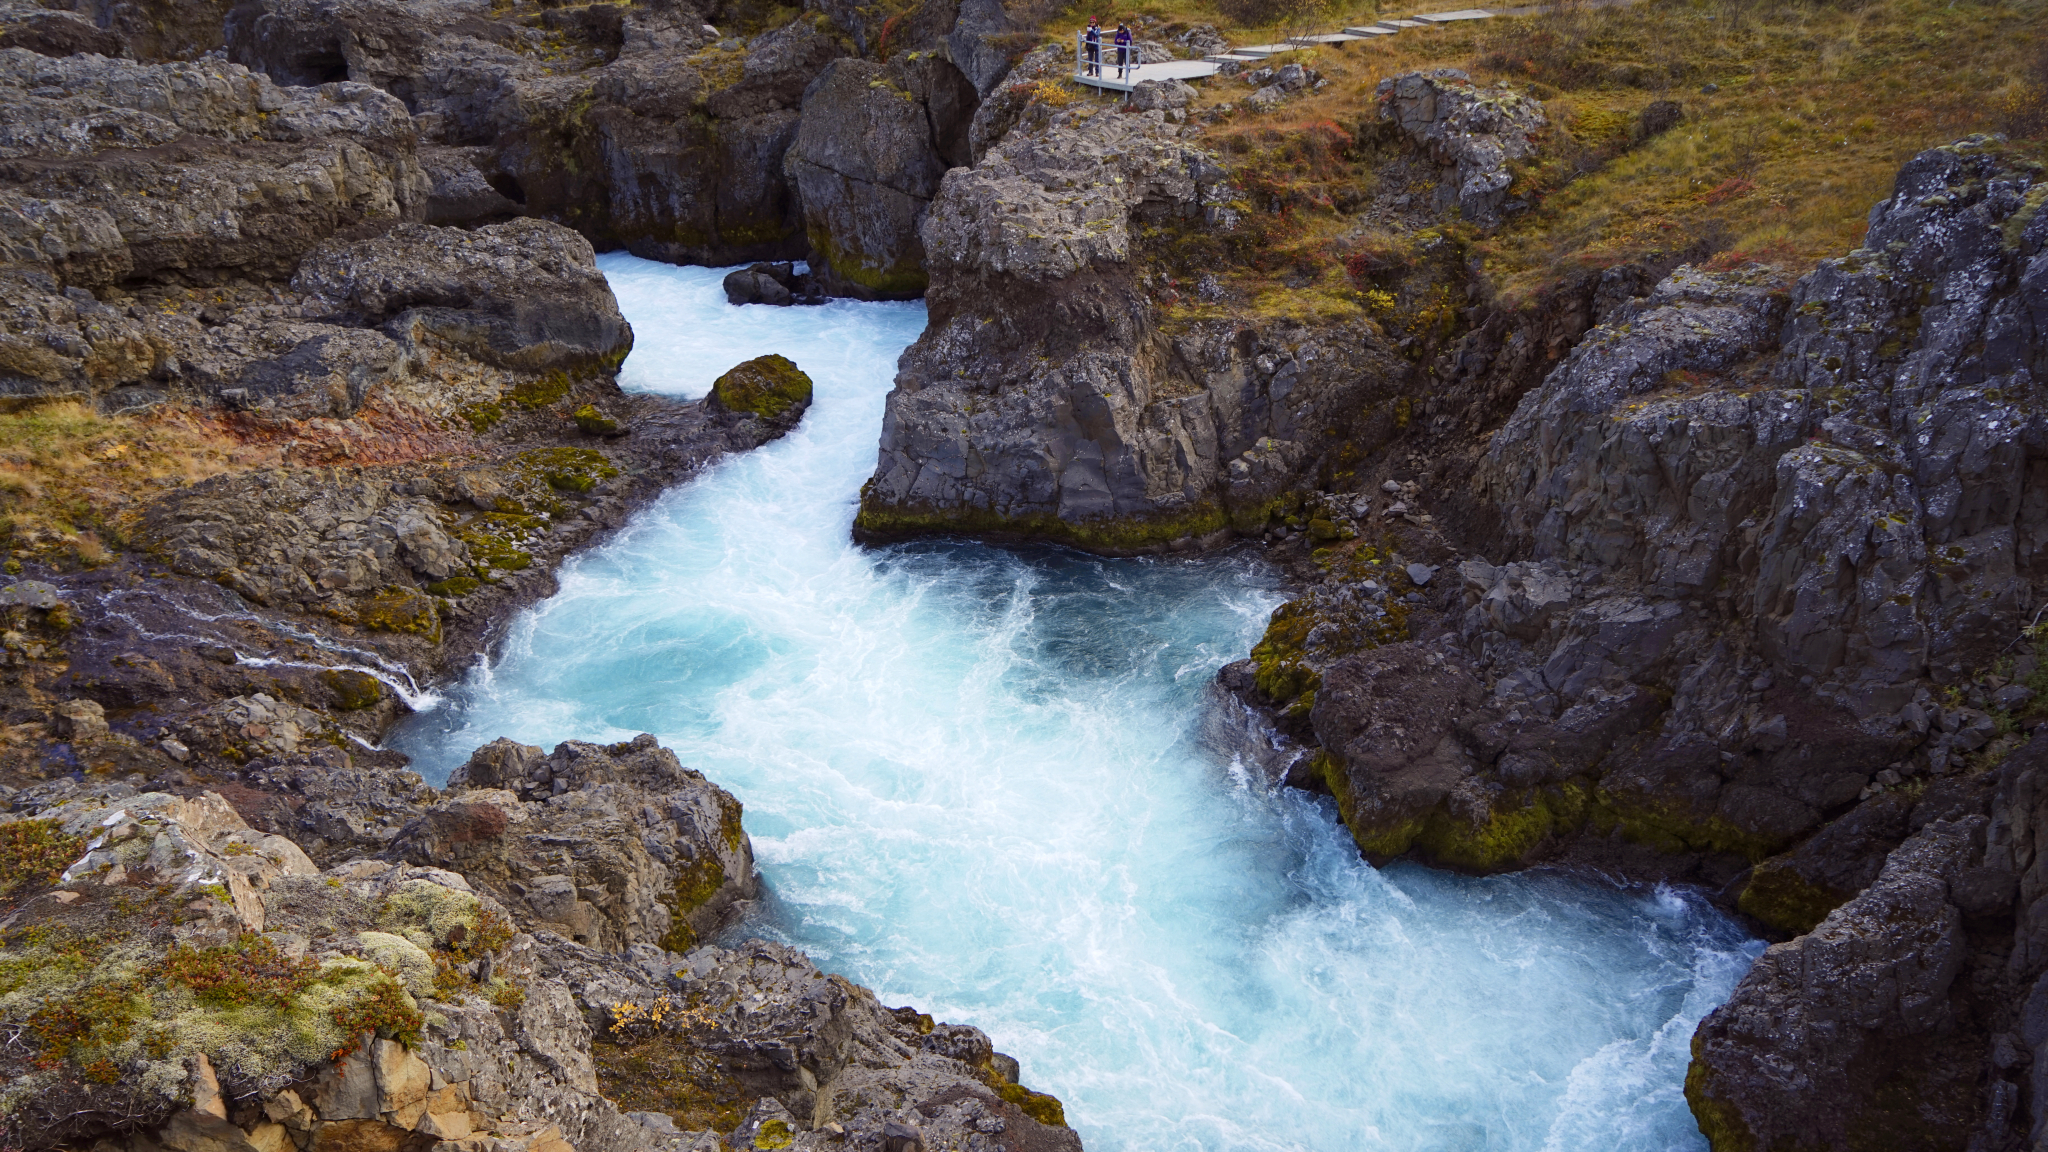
[1193,134,2048,1151]
[853,67,1558,553]
[213,0,1020,291]
[0,736,1076,1152]
[853,55,1418,552]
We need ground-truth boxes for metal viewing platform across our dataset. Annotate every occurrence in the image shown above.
[1073,32,1220,92]
[1069,9,1524,94]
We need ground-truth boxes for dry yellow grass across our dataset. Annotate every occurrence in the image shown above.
[1096,0,2048,312]
[0,403,257,566]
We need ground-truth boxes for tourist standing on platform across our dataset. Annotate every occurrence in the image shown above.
[1083,17,1102,77]
[1114,22,1134,79]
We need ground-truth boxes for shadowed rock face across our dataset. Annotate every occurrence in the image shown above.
[223,0,843,267]
[783,54,977,299]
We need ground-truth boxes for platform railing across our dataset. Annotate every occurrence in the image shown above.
[1073,31,1144,83]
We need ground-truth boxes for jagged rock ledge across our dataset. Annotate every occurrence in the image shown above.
[0,734,1079,1152]
[1207,135,2048,1151]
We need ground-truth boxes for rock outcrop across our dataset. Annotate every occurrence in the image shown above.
[1374,69,1546,226]
[394,734,758,953]
[1194,134,2048,1150]
[0,735,1077,1152]
[854,79,1411,552]
[784,54,977,298]
[0,37,814,814]
[1687,813,1997,1151]
[1224,136,2047,881]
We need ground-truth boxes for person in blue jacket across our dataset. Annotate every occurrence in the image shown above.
[1083,17,1102,77]
[1114,22,1134,80]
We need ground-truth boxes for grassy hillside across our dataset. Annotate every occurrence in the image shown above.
[1056,0,2048,314]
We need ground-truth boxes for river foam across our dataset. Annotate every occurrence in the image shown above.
[391,253,1761,1152]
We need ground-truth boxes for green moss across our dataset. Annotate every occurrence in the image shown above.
[710,355,814,421]
[657,795,743,953]
[457,511,541,576]
[573,404,621,435]
[1250,600,1320,707]
[507,372,572,409]
[853,492,1233,556]
[1685,1038,1757,1152]
[321,669,384,711]
[1414,782,1589,873]
[1737,860,1849,936]
[1595,790,1785,863]
[458,401,505,433]
[754,1118,793,1149]
[358,586,441,643]
[426,576,482,598]
[658,849,727,954]
[514,447,620,495]
[807,226,928,295]
[996,1081,1068,1128]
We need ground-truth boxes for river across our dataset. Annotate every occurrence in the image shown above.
[389,254,1762,1152]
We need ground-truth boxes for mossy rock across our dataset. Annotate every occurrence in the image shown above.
[321,669,385,712]
[357,586,441,643]
[426,575,482,598]
[996,1080,1068,1128]
[852,490,1232,556]
[514,447,620,495]
[709,355,813,422]
[507,372,571,409]
[657,793,743,953]
[1736,859,1850,936]
[459,401,505,433]
[573,403,623,436]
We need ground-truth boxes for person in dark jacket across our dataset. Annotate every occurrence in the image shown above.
[1114,22,1134,79]
[1083,18,1102,77]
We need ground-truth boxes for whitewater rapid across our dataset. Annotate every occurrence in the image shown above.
[391,254,1761,1152]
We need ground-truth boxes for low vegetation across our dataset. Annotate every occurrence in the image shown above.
[0,402,253,570]
[1102,0,2048,323]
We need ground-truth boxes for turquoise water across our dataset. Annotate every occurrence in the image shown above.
[390,254,1761,1152]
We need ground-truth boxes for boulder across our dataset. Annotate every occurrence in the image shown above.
[723,266,793,307]
[1688,817,1990,1151]
[393,734,757,952]
[291,219,632,375]
[706,354,814,435]
[1129,77,1194,112]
